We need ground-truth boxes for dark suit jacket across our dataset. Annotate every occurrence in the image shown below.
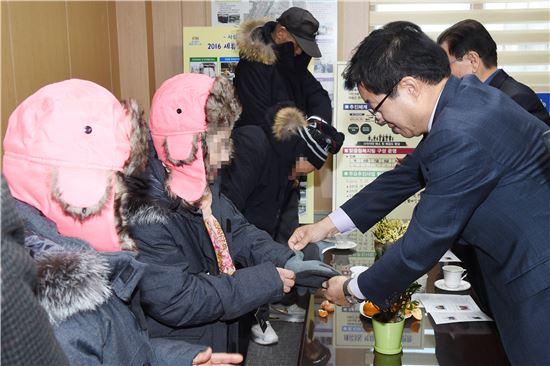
[489,69,550,126]
[344,76,550,365]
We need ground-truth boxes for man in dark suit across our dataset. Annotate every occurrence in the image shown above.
[289,24,550,365]
[437,19,550,125]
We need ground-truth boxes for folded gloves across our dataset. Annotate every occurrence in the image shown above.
[284,251,340,293]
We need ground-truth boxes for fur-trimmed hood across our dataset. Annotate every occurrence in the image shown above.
[237,18,277,65]
[31,246,145,326]
[17,199,145,325]
[34,249,112,325]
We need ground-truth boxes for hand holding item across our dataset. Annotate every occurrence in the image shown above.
[284,251,340,291]
[321,275,351,307]
[192,347,243,365]
[276,267,296,293]
[288,216,339,251]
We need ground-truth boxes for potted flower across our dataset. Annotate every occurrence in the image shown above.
[368,217,421,354]
[370,282,421,354]
[372,218,409,260]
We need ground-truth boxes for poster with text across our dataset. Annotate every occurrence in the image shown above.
[183,27,239,77]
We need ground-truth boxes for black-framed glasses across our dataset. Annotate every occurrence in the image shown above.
[366,80,400,121]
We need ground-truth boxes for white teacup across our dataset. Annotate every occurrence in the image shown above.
[442,265,467,288]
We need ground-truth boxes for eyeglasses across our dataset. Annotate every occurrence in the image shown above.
[366,80,400,123]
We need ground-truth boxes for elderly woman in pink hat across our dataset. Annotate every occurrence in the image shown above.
[2,79,242,366]
[125,73,338,355]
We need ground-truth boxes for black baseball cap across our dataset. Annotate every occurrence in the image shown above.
[276,7,322,58]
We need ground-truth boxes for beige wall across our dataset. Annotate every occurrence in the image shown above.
[2,1,365,213]
[1,1,120,144]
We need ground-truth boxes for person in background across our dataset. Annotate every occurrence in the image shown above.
[289,23,550,365]
[221,6,344,345]
[2,79,243,366]
[437,19,550,125]
[127,73,336,358]
[1,178,69,366]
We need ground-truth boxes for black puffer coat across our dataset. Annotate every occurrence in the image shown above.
[15,200,205,366]
[126,155,294,353]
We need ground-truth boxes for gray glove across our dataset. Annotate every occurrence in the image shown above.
[284,251,341,290]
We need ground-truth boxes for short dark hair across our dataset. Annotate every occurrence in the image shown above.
[382,21,422,33]
[342,22,450,94]
[437,19,498,68]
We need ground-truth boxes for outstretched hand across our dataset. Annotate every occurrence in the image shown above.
[288,216,339,251]
[193,347,243,365]
[320,275,351,307]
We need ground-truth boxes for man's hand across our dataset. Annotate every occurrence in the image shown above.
[276,267,296,293]
[288,216,339,251]
[193,347,244,365]
[321,275,351,307]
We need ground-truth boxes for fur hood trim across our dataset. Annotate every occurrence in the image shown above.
[120,169,173,227]
[207,76,242,132]
[122,99,149,176]
[237,18,277,65]
[34,250,111,325]
[272,107,307,140]
[114,99,149,251]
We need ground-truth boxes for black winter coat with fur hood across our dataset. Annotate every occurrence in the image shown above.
[126,155,294,353]
[15,200,206,366]
[222,19,332,237]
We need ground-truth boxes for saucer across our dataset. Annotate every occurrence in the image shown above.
[320,239,357,252]
[434,279,471,291]
[333,241,357,250]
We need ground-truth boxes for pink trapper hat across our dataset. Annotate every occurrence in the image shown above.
[149,73,215,203]
[3,79,131,251]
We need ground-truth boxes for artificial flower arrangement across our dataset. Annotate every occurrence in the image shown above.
[368,217,422,323]
[373,217,409,260]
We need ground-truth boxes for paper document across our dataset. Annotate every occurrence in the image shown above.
[414,294,492,324]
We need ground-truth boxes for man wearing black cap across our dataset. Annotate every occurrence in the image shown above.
[221,7,343,346]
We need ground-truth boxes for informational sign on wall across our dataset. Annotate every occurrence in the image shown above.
[182,26,316,223]
[182,27,240,76]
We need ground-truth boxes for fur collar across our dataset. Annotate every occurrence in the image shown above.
[237,19,277,65]
[34,250,111,325]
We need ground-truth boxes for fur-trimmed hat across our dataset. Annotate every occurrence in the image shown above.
[3,79,148,251]
[149,73,241,203]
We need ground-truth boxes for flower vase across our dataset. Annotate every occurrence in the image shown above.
[373,350,403,366]
[372,317,405,355]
